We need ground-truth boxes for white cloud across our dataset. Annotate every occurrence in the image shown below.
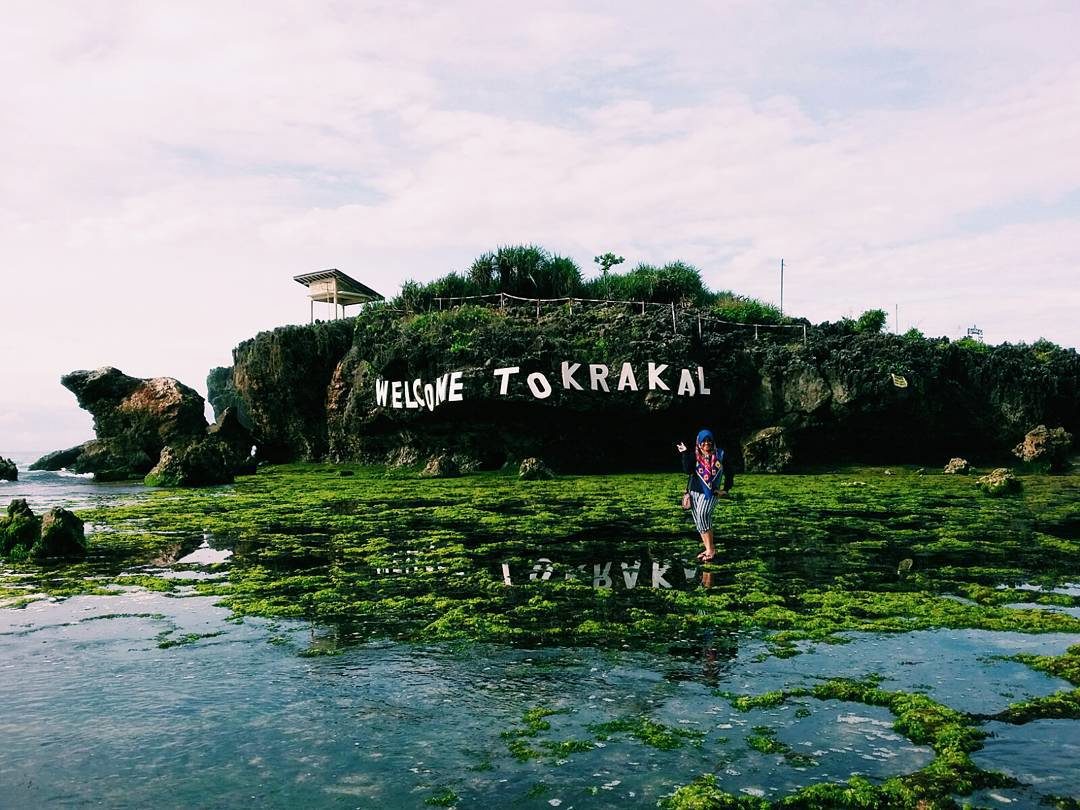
[2,1,1079,450]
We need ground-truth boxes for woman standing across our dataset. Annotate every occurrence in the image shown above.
[676,429,733,562]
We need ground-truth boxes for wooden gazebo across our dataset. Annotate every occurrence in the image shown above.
[294,269,384,322]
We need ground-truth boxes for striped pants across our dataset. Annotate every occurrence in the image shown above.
[689,490,716,533]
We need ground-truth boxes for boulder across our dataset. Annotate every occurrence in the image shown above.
[1013,425,1073,471]
[144,439,236,487]
[36,507,87,558]
[419,455,460,478]
[742,426,793,473]
[0,499,40,557]
[0,457,16,481]
[943,457,971,475]
[977,468,1022,497]
[69,439,156,481]
[519,457,554,480]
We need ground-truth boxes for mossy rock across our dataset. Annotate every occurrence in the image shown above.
[420,455,460,478]
[943,457,971,474]
[1013,424,1073,472]
[977,468,1022,496]
[0,457,17,481]
[35,507,86,558]
[519,457,553,480]
[144,439,235,487]
[0,499,40,557]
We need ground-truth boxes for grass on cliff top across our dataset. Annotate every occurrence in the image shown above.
[2,464,1078,657]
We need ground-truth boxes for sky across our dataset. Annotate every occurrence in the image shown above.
[2,1,1079,452]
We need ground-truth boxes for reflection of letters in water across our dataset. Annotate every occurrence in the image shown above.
[505,559,704,589]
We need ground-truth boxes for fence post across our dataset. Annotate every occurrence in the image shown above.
[536,298,541,323]
[697,314,702,339]
[569,298,573,317]
[641,301,645,315]
[802,324,807,344]
[671,302,676,333]
[500,293,506,310]
[754,324,759,340]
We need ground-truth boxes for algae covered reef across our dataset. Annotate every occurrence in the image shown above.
[3,464,1080,806]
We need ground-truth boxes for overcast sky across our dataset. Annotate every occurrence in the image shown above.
[2,2,1079,452]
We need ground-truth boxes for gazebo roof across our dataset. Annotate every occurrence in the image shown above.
[293,269,384,305]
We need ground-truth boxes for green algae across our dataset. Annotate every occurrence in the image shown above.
[4,464,1078,663]
[676,675,1021,808]
[423,787,459,807]
[3,462,1077,806]
[588,716,704,750]
[992,643,1080,723]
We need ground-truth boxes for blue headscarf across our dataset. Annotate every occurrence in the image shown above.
[695,429,723,496]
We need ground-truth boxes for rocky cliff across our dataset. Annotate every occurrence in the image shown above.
[210,305,1080,472]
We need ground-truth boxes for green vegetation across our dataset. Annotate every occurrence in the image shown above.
[392,244,783,319]
[588,716,704,750]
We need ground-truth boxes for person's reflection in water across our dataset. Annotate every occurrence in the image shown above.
[699,569,722,685]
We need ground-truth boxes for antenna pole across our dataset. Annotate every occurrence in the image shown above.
[780,258,784,317]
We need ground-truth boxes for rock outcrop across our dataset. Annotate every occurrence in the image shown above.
[37,507,87,557]
[31,367,209,480]
[978,468,1022,497]
[0,457,16,481]
[419,455,460,478]
[1013,424,1073,471]
[0,499,39,556]
[144,438,239,488]
[943,458,971,475]
[742,427,793,473]
[519,457,554,480]
[0,500,86,559]
[164,305,1080,473]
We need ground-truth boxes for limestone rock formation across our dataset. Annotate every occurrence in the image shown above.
[28,445,84,471]
[420,455,460,478]
[32,367,209,480]
[0,499,40,557]
[943,458,971,475]
[742,427,793,473]
[144,439,237,487]
[519,457,554,480]
[37,507,87,557]
[0,501,86,559]
[978,468,1022,497]
[0,457,16,481]
[1013,424,1073,471]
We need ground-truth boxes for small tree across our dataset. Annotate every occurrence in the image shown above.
[854,308,888,334]
[593,252,625,275]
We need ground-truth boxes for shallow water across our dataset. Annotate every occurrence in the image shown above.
[2,461,1079,806]
[1,589,1077,808]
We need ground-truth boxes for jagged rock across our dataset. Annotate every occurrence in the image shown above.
[519,457,553,480]
[144,439,236,487]
[36,507,87,558]
[206,366,252,427]
[943,458,971,475]
[1013,425,1073,471]
[32,367,209,480]
[0,499,40,557]
[742,427,793,473]
[419,455,460,478]
[0,457,16,481]
[28,445,85,471]
[978,468,1022,497]
[208,407,257,475]
[70,439,156,481]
